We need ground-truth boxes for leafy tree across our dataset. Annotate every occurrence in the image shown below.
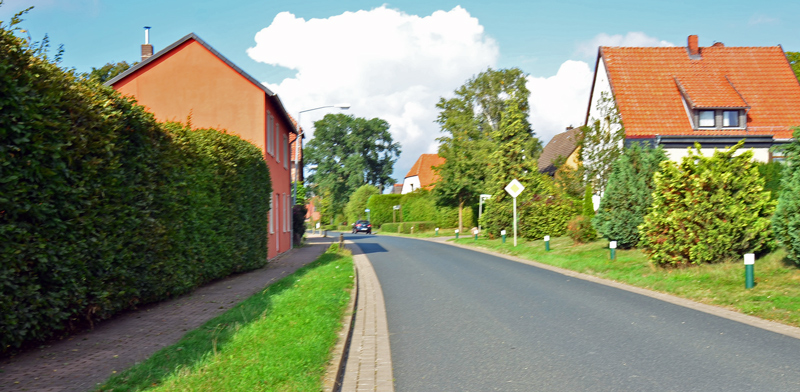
[553,156,585,201]
[593,144,666,249]
[435,67,541,233]
[640,141,775,267]
[345,184,380,223]
[85,61,133,83]
[580,91,625,194]
[305,114,400,218]
[786,52,800,82]
[772,127,800,264]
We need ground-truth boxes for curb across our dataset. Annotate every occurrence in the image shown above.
[323,241,359,392]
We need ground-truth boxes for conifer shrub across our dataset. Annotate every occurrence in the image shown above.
[772,127,800,264]
[639,142,775,267]
[593,144,666,248]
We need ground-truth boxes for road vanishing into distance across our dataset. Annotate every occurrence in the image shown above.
[346,233,800,392]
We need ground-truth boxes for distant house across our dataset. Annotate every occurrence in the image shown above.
[586,34,800,162]
[391,184,403,194]
[401,154,446,194]
[107,33,297,259]
[538,127,580,175]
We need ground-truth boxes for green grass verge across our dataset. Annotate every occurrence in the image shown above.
[450,236,800,328]
[95,244,353,392]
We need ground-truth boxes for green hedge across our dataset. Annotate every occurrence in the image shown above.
[380,221,436,233]
[365,191,472,229]
[0,26,270,352]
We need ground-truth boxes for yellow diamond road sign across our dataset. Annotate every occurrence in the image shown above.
[505,179,524,198]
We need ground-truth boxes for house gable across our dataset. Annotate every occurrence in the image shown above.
[401,154,446,194]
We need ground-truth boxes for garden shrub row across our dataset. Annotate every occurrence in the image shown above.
[0,24,270,352]
[380,221,436,233]
[366,190,473,229]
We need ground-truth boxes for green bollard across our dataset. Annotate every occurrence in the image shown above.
[501,230,507,244]
[745,253,755,289]
[474,232,478,241]
[455,229,459,239]
[435,228,439,236]
[544,235,550,251]
[610,241,617,260]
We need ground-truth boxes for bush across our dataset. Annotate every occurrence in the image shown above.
[481,173,579,239]
[593,144,666,248]
[344,184,380,224]
[0,24,270,352]
[639,142,775,267]
[365,194,402,227]
[567,216,595,244]
[756,161,783,200]
[293,204,308,244]
[380,221,436,234]
[773,128,800,264]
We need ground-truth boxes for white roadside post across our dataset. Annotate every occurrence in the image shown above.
[504,179,525,247]
[365,208,371,222]
[478,194,492,233]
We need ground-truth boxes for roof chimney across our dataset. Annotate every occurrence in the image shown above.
[687,35,700,58]
[141,26,153,61]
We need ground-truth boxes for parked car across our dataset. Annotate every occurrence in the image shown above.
[352,220,372,234]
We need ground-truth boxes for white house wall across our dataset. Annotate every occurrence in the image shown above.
[401,176,421,194]
[587,56,613,125]
[664,147,771,163]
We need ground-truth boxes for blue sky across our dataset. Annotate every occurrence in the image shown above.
[3,0,798,183]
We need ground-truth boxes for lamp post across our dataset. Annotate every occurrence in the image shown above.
[291,104,350,248]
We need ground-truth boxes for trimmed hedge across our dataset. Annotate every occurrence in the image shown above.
[0,26,270,351]
[773,128,800,264]
[365,190,472,229]
[380,221,436,234]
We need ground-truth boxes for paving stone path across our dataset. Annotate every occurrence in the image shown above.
[0,236,333,392]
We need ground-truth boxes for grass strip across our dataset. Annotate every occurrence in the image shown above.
[95,244,353,392]
[447,235,800,328]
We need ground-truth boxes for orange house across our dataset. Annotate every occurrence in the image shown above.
[107,33,297,260]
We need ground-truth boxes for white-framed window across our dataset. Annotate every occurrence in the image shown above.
[698,110,715,127]
[267,113,274,156]
[269,194,274,234]
[284,193,289,232]
[283,134,289,170]
[275,122,280,163]
[723,110,739,127]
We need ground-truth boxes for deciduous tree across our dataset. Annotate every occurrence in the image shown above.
[580,92,625,194]
[305,114,400,219]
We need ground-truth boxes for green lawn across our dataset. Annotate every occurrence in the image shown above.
[447,235,800,328]
[95,244,353,392]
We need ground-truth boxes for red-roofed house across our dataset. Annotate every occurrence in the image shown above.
[107,33,297,259]
[401,154,446,194]
[586,35,800,162]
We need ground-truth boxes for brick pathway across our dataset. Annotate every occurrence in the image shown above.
[0,236,333,392]
[340,243,394,392]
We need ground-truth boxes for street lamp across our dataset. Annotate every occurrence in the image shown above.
[290,104,349,249]
[292,103,350,206]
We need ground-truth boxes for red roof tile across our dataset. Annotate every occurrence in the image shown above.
[601,44,800,139]
[405,154,446,189]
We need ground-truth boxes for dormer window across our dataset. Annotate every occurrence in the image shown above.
[693,109,745,129]
[698,110,715,127]
[722,110,739,127]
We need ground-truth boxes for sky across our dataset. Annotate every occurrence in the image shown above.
[2,0,798,185]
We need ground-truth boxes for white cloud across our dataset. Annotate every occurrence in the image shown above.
[247,6,498,183]
[748,14,780,26]
[527,60,594,145]
[576,32,675,58]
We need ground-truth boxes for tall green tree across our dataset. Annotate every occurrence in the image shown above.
[345,184,380,223]
[580,91,625,194]
[85,61,133,83]
[593,144,666,249]
[772,127,800,264]
[786,52,800,82]
[305,114,400,218]
[434,67,541,232]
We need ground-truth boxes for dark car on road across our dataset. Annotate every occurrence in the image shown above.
[352,220,372,234]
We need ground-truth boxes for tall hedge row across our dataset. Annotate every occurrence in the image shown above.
[0,24,270,351]
[365,190,472,229]
[773,128,800,264]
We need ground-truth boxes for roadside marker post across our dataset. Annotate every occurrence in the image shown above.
[504,179,525,247]
[435,227,439,236]
[544,235,550,251]
[473,228,478,241]
[455,229,459,239]
[745,253,755,289]
[610,241,617,260]
[501,229,507,244]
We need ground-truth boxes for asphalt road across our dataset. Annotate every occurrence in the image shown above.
[347,233,800,392]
